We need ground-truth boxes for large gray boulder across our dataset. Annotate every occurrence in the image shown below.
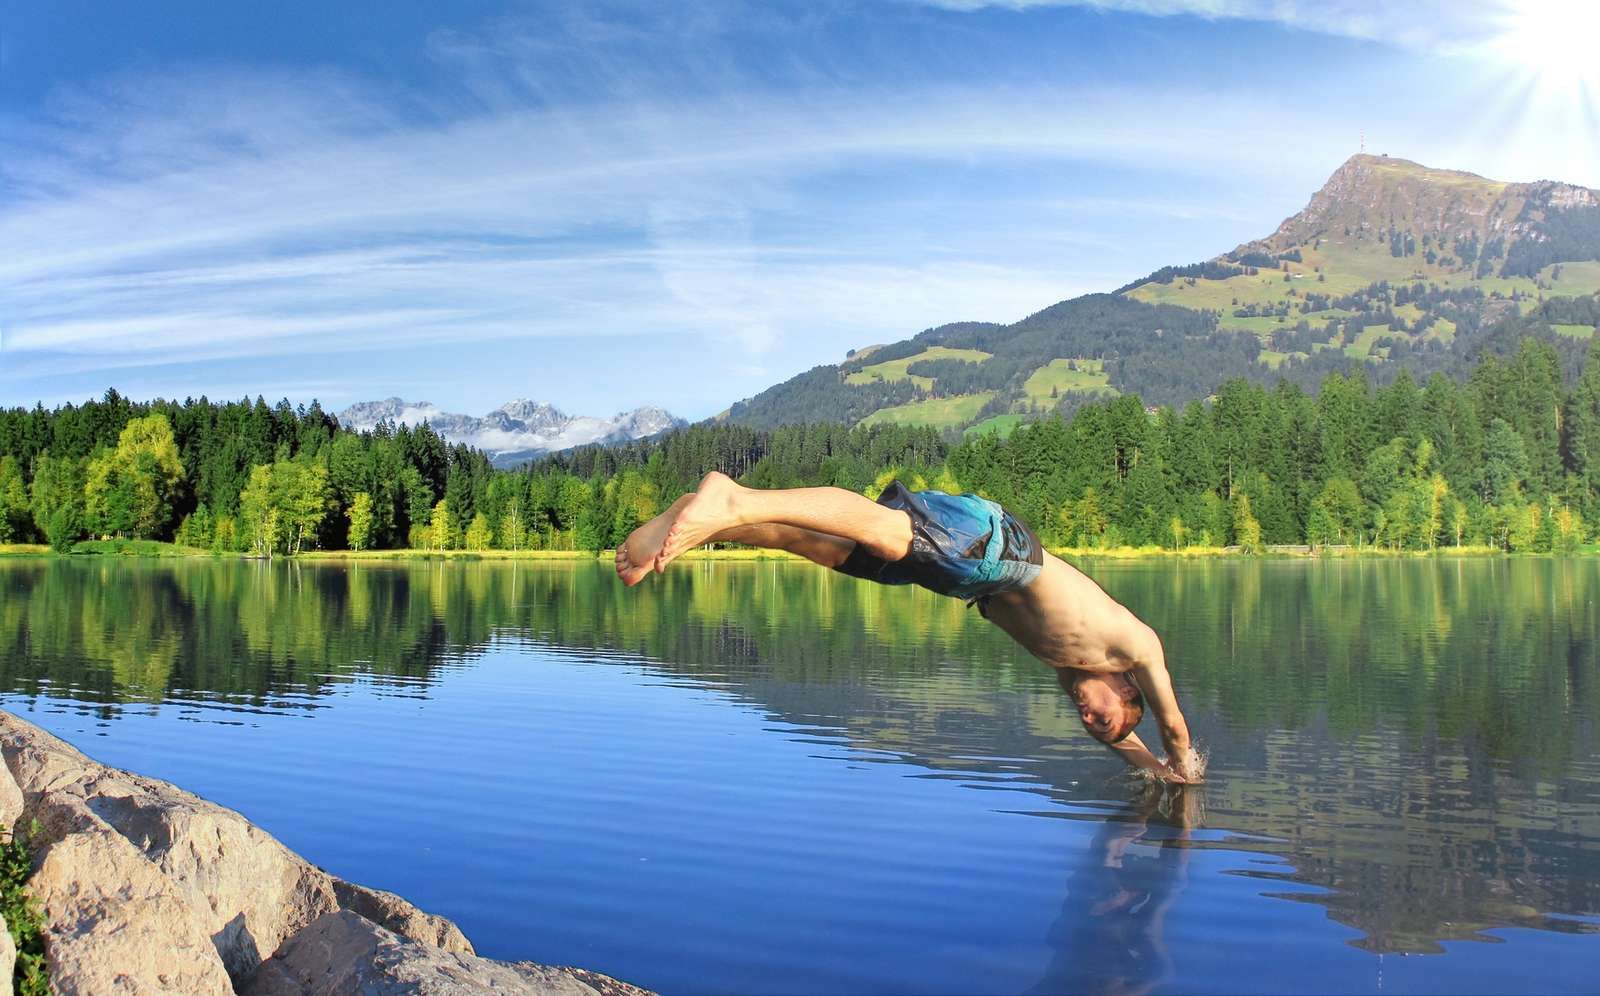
[25,793,234,994]
[243,911,651,996]
[0,710,649,995]
[332,879,473,954]
[0,712,339,983]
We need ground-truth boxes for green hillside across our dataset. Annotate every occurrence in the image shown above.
[1022,358,1116,405]
[1126,156,1600,375]
[859,392,996,430]
[844,346,992,391]
[725,155,1600,434]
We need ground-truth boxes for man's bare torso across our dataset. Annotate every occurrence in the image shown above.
[978,552,1151,675]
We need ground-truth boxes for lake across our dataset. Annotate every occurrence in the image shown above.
[1,556,1597,994]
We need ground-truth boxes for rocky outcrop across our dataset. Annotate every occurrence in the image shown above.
[243,912,646,996]
[0,711,650,995]
[1245,153,1600,262]
[329,879,473,955]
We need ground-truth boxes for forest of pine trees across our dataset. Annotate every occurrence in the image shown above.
[5,334,1600,556]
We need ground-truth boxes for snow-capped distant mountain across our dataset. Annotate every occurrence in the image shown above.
[337,397,685,468]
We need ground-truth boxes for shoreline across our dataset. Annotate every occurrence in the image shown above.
[1,541,1578,561]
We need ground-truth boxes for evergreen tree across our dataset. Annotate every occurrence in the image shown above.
[29,453,86,542]
[1479,419,1530,504]
[0,456,31,543]
[1564,339,1600,515]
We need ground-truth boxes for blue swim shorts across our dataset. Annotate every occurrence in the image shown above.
[835,481,1044,604]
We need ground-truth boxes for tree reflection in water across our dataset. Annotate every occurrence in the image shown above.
[2,556,1598,960]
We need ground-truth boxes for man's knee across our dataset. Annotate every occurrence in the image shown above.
[864,510,913,562]
[814,537,855,570]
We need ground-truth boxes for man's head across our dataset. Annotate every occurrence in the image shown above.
[1065,669,1145,744]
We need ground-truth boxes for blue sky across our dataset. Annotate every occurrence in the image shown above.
[2,0,1595,419]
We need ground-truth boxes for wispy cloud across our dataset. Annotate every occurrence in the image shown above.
[0,55,1347,395]
[902,0,1514,54]
[3,0,1571,414]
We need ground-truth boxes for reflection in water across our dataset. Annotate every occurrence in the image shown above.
[2,556,1599,970]
[1033,787,1198,996]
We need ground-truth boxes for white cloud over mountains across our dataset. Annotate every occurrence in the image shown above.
[0,66,1342,399]
[1,0,1586,413]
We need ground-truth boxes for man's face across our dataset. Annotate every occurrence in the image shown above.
[1069,672,1138,744]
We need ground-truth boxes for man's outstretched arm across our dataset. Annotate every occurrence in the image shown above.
[1121,623,1199,781]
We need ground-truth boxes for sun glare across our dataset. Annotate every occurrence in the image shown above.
[1489,0,1600,96]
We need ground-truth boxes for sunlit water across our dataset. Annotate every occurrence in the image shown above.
[1,557,1597,994]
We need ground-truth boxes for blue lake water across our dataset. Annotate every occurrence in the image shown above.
[1,556,1597,993]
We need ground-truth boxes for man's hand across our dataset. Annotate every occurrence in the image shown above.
[1111,731,1185,782]
[1165,745,1203,783]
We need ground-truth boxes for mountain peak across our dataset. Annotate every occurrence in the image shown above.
[494,398,563,421]
[1334,153,1485,181]
[337,397,685,467]
[1246,152,1526,255]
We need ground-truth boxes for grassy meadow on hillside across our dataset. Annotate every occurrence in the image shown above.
[1020,358,1117,406]
[859,392,996,429]
[844,346,992,390]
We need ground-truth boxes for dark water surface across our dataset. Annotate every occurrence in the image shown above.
[2,557,1598,994]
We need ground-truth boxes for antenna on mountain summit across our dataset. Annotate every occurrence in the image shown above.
[1359,132,1365,154]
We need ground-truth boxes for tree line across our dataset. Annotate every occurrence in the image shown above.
[0,392,948,556]
[950,335,1592,552]
[4,333,1600,555]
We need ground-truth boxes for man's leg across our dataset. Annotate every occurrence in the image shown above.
[654,471,911,570]
[616,491,859,585]
[709,523,855,568]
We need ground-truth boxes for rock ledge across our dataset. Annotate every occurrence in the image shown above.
[0,710,651,995]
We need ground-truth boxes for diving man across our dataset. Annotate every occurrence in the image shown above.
[616,473,1201,783]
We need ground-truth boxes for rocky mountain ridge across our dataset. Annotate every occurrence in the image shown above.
[1242,154,1600,275]
[722,153,1600,433]
[338,397,684,468]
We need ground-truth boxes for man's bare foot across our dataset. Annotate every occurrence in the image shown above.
[655,471,742,570]
[614,544,652,586]
[616,507,680,586]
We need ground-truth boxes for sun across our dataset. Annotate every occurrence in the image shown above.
[1487,0,1600,97]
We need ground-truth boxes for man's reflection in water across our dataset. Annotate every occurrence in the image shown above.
[1030,785,1201,996]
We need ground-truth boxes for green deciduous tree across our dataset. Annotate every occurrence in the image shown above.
[464,513,492,551]
[283,461,330,555]
[176,505,215,548]
[45,504,81,553]
[431,499,452,552]
[82,415,184,539]
[347,493,374,552]
[1308,476,1363,546]
[238,464,278,557]
[1231,492,1262,551]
